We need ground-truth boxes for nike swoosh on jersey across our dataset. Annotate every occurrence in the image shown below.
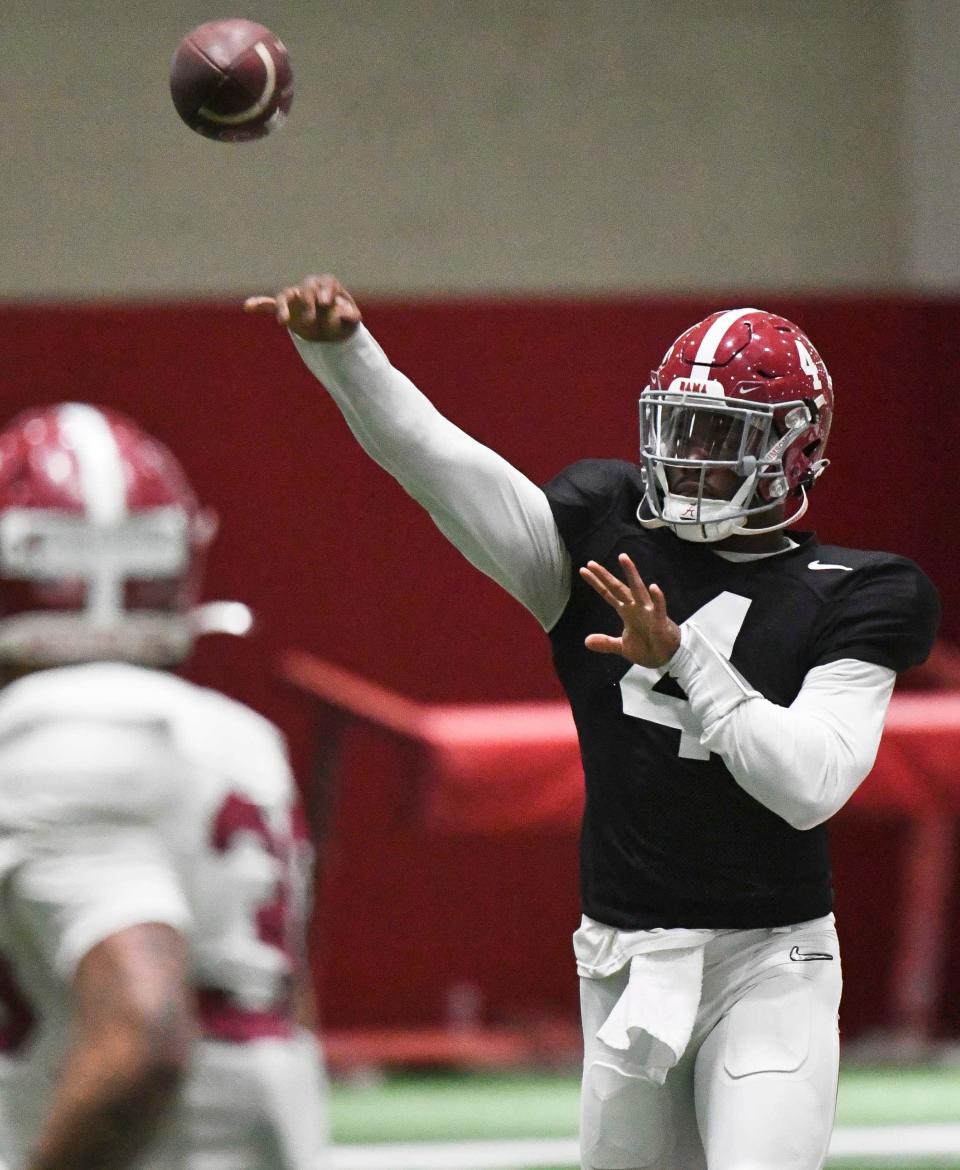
[789,945,834,961]
[808,560,854,572]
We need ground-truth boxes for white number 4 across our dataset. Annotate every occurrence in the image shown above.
[619,591,752,760]
[794,340,822,389]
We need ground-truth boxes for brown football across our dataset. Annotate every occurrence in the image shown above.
[169,19,293,142]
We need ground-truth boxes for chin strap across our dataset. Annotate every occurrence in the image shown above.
[636,485,810,540]
[731,456,826,537]
[637,508,666,530]
[727,485,810,537]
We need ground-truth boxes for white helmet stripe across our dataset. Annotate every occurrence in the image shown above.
[688,308,759,382]
[57,404,128,525]
[56,404,129,625]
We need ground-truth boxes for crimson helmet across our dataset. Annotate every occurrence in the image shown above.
[639,308,833,542]
[0,403,249,668]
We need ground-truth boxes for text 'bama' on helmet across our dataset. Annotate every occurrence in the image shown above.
[0,403,247,669]
[638,308,833,543]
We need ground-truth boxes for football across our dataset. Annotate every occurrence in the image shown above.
[169,19,293,142]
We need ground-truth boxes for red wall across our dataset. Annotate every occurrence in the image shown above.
[0,294,955,1038]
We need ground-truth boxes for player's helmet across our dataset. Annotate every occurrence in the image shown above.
[0,403,247,668]
[639,308,833,542]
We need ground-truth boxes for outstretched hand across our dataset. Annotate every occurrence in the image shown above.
[580,553,681,668]
[243,273,362,342]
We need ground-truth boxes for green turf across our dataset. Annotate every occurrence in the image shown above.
[330,1073,580,1143]
[329,1064,960,1144]
[328,1065,960,1168]
[835,1065,960,1127]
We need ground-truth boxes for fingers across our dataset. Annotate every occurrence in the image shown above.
[580,556,659,615]
[581,558,676,665]
[242,274,361,337]
[617,554,651,606]
[584,633,623,655]
[242,295,276,313]
[334,293,361,323]
[579,561,633,610]
[581,555,677,666]
[648,582,668,621]
[299,275,358,321]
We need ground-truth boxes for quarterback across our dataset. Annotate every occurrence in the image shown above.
[247,276,939,1170]
[0,405,328,1170]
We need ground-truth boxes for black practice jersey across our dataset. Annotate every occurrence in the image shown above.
[542,459,941,931]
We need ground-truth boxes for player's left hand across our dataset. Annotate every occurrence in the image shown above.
[580,553,681,668]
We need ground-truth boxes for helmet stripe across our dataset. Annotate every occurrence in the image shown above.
[57,404,127,525]
[688,308,759,381]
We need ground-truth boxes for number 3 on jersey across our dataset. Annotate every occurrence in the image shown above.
[619,591,752,760]
[208,792,293,1011]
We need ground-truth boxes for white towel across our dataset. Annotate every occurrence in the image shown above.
[574,916,713,1085]
[595,944,706,1084]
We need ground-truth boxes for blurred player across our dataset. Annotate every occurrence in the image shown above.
[0,404,328,1170]
[247,276,940,1170]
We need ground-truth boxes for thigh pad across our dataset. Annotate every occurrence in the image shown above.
[723,972,815,1078]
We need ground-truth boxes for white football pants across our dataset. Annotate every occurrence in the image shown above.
[580,915,842,1170]
[149,1029,331,1170]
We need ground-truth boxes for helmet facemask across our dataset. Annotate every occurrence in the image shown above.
[639,389,821,543]
[0,505,217,668]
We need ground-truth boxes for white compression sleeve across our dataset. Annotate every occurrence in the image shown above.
[293,327,571,630]
[667,624,897,830]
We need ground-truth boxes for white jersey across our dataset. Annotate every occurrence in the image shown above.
[0,663,327,1170]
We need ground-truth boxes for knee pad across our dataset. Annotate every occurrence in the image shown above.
[581,1060,667,1169]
